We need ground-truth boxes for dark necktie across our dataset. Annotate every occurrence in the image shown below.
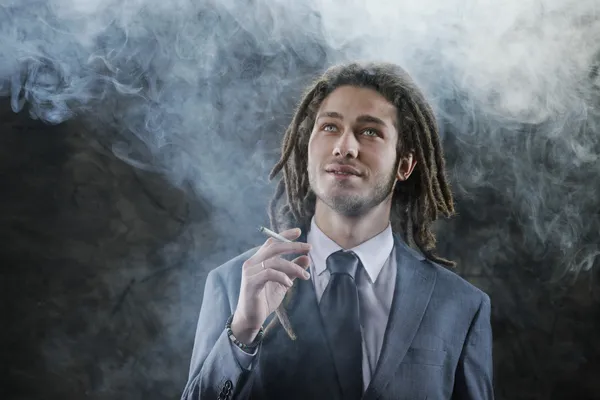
[319,250,363,400]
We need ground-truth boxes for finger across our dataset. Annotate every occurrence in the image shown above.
[249,268,294,291]
[289,255,311,282]
[258,227,302,249]
[249,227,303,260]
[276,227,303,240]
[246,240,311,269]
[256,240,311,262]
[291,255,311,269]
[248,257,310,280]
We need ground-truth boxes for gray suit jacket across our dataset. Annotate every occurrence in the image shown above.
[181,234,494,400]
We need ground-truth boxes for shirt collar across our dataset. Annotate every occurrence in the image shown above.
[306,217,395,283]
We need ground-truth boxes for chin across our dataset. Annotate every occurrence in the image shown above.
[322,182,359,198]
[328,198,369,217]
[324,187,364,203]
[311,173,361,199]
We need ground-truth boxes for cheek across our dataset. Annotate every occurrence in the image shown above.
[367,148,397,175]
[307,132,321,165]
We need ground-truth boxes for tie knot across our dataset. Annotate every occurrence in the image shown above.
[326,250,361,279]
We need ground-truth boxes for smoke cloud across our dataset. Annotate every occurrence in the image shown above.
[1,0,600,395]
[2,0,598,273]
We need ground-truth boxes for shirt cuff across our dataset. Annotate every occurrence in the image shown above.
[229,338,259,370]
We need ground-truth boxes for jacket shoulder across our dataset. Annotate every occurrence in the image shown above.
[393,233,488,303]
[425,258,490,306]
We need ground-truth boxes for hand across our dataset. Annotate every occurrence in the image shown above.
[231,228,311,344]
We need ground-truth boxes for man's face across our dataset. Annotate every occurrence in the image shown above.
[307,85,403,217]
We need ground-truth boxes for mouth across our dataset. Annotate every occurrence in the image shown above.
[327,171,357,178]
[324,164,361,177]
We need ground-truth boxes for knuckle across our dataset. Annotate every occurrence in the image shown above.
[282,260,294,270]
[264,268,275,278]
[274,270,286,281]
[266,241,280,251]
[270,269,283,280]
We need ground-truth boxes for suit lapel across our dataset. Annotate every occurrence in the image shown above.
[362,235,437,400]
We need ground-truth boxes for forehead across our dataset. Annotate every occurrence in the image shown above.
[317,85,397,124]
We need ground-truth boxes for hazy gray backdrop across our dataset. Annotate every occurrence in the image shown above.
[2,0,599,399]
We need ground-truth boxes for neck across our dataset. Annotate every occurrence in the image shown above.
[313,198,392,249]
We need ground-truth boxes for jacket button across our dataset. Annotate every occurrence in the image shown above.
[224,380,233,390]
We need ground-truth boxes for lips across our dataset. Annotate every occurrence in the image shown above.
[325,164,361,176]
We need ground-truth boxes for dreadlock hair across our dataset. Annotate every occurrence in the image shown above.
[264,61,456,339]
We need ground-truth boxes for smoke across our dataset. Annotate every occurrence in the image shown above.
[309,0,600,278]
[1,0,599,282]
[2,0,600,397]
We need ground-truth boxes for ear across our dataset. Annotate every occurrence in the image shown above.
[396,152,417,181]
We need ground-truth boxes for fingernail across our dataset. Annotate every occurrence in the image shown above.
[303,271,310,279]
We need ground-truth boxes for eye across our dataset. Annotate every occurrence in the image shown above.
[362,128,380,137]
[322,124,338,132]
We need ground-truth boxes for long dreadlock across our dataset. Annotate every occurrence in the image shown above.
[264,62,456,339]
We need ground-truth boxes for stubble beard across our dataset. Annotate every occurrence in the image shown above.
[308,167,397,217]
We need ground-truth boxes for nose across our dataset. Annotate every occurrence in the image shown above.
[332,130,359,159]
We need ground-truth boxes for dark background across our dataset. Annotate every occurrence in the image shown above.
[2,1,600,399]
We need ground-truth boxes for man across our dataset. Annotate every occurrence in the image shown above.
[181,62,494,400]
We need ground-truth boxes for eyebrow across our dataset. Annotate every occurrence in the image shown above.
[317,111,388,127]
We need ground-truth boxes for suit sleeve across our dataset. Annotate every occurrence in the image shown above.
[181,269,256,400]
[230,341,259,370]
[453,293,495,400]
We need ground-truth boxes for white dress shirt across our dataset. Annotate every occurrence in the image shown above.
[231,217,397,392]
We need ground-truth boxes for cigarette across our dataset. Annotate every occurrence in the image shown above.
[258,226,293,243]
